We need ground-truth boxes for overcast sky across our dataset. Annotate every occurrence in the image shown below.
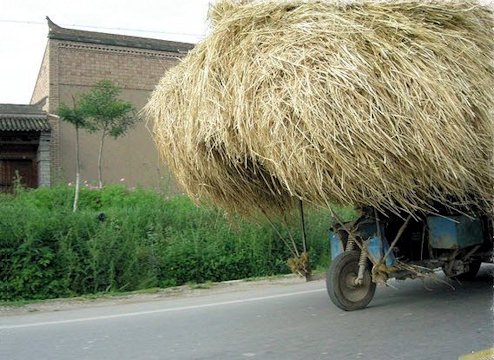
[2,0,493,104]
[1,0,211,104]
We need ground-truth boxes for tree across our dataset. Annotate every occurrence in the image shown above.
[58,97,87,212]
[78,80,136,188]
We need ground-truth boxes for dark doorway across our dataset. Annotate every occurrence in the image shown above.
[0,134,39,193]
[0,158,38,192]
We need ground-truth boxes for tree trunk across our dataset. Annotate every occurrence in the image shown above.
[98,130,106,188]
[73,125,81,212]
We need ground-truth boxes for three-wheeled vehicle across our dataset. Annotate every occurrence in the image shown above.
[326,205,493,311]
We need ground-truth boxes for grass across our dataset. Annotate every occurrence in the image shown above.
[188,281,214,290]
[0,185,353,301]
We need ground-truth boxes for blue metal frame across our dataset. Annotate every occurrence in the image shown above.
[427,215,484,249]
[329,231,345,259]
[329,222,396,266]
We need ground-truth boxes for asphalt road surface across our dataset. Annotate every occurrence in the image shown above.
[1,267,492,360]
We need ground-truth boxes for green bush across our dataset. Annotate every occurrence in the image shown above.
[0,185,353,301]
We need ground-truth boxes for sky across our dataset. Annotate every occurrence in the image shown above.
[0,0,211,104]
[2,0,493,104]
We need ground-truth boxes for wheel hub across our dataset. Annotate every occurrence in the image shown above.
[340,263,371,302]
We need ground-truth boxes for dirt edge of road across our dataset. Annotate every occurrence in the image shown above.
[0,273,326,316]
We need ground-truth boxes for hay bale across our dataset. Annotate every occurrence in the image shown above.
[147,0,494,217]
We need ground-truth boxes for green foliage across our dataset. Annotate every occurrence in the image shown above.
[78,80,136,138]
[73,79,137,188]
[0,186,354,301]
[57,101,87,129]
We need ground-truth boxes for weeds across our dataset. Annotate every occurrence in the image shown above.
[0,185,353,301]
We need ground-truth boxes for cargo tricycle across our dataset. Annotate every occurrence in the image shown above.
[326,206,493,310]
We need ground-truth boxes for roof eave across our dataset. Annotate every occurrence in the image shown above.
[46,17,195,54]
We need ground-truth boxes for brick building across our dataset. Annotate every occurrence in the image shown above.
[25,18,194,190]
[0,102,51,191]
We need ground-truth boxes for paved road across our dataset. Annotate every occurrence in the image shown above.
[1,268,492,360]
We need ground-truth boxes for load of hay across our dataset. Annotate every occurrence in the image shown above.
[147,0,494,218]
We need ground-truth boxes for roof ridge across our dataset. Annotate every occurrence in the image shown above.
[46,17,195,54]
[0,113,47,118]
[0,103,48,116]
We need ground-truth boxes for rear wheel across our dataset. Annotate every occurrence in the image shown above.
[326,251,376,311]
[448,260,482,281]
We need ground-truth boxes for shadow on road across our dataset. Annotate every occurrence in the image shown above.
[367,265,493,310]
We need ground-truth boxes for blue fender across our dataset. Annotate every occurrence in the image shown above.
[329,223,396,265]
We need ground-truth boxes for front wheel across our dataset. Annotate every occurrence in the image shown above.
[444,260,482,281]
[326,251,376,311]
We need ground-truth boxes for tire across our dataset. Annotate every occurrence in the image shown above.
[449,260,482,281]
[326,250,376,311]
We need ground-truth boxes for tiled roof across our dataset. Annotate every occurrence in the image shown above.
[47,17,195,54]
[0,104,51,132]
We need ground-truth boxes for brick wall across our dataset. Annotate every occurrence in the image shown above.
[37,131,51,187]
[31,45,50,105]
[56,42,179,90]
[47,40,62,173]
[44,38,186,190]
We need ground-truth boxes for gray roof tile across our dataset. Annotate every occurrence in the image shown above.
[47,17,195,54]
[0,104,51,132]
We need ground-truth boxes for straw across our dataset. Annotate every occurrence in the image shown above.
[147,0,494,218]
